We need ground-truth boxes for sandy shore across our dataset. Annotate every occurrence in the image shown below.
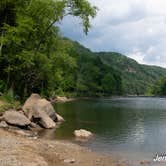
[0,128,131,166]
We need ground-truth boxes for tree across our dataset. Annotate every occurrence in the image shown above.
[150,77,166,96]
[0,0,97,98]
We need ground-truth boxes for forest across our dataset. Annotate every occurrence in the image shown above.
[0,0,166,100]
[0,0,123,99]
[98,52,166,95]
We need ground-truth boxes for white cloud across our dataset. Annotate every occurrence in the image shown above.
[127,48,146,64]
[60,0,166,67]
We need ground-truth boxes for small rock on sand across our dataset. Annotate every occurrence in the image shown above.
[140,160,150,165]
[11,129,32,137]
[0,121,8,128]
[64,158,76,163]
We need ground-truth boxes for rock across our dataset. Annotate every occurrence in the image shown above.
[30,122,37,128]
[34,99,57,121]
[22,94,58,129]
[32,106,56,129]
[13,129,30,137]
[54,96,76,103]
[96,158,101,163]
[18,110,25,115]
[3,110,31,126]
[0,116,4,121]
[64,158,75,164]
[0,121,8,128]
[31,136,38,140]
[56,113,65,122]
[48,144,54,148]
[22,93,41,119]
[38,114,56,129]
[140,160,150,165]
[22,94,57,129]
[55,96,68,102]
[74,129,93,139]
[8,128,37,137]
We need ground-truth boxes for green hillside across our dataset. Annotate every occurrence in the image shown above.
[67,41,123,96]
[97,52,166,95]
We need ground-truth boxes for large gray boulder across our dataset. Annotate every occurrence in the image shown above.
[22,93,41,119]
[3,110,31,126]
[34,99,57,121]
[22,94,58,129]
[32,102,56,129]
[23,94,57,121]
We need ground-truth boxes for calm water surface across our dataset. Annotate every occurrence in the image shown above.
[41,97,166,165]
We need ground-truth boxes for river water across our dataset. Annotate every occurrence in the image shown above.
[41,97,166,165]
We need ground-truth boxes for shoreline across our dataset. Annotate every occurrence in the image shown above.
[52,95,164,104]
[0,128,131,166]
[0,95,158,166]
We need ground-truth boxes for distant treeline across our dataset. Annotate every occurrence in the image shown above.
[97,52,166,95]
[149,77,166,96]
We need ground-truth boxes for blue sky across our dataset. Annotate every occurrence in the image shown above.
[60,0,166,67]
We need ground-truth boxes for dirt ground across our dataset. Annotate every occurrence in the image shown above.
[0,129,131,166]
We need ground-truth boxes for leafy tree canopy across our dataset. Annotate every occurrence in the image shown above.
[0,0,98,99]
[150,77,166,96]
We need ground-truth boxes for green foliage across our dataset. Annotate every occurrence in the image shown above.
[98,52,166,95]
[0,0,98,99]
[65,0,98,34]
[67,41,123,96]
[150,77,166,96]
[102,73,121,94]
[0,90,21,112]
[0,80,6,93]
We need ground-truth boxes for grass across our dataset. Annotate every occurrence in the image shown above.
[0,91,21,112]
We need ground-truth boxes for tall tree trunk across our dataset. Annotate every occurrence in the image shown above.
[0,31,4,57]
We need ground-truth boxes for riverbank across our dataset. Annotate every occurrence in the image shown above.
[0,95,157,166]
[52,95,158,104]
[0,128,130,166]
[0,95,130,166]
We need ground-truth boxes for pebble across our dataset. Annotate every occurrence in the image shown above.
[96,158,101,162]
[30,122,37,128]
[48,144,54,148]
[0,121,8,128]
[14,130,28,136]
[64,158,76,164]
[140,160,150,165]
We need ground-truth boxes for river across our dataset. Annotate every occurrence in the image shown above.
[41,97,166,165]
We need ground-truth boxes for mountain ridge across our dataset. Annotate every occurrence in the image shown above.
[62,38,166,95]
[96,51,166,94]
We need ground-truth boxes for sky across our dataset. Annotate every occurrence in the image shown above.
[60,0,166,67]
